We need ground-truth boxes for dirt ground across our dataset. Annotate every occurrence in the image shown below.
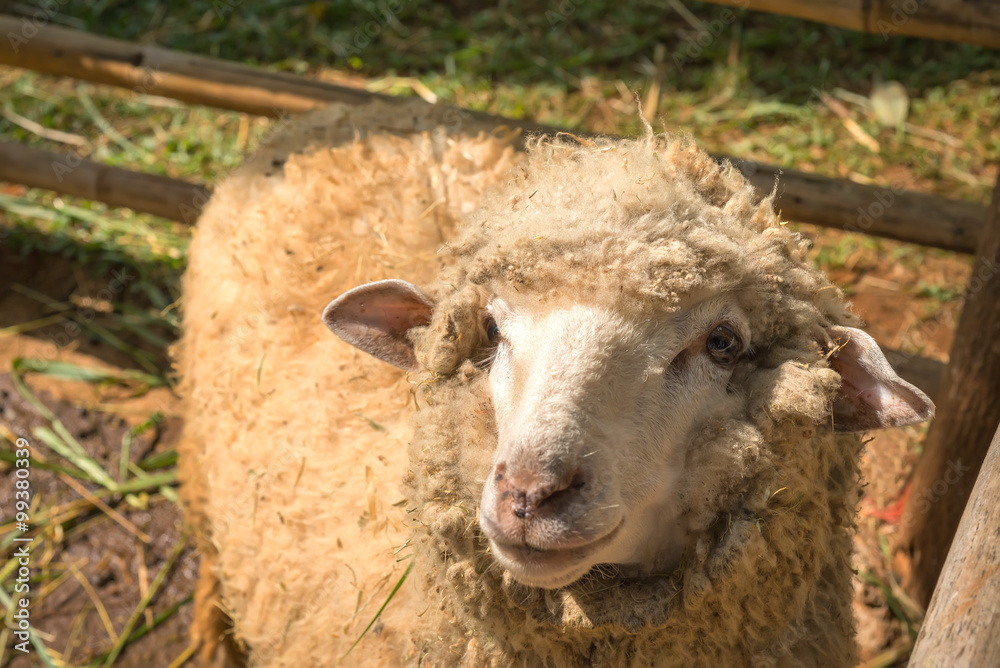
[0,249,194,667]
[0,222,972,665]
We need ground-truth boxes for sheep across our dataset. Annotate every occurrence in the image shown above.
[178,105,934,667]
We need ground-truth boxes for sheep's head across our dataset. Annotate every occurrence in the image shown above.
[322,135,934,592]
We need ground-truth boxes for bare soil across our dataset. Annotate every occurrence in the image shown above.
[0,248,193,667]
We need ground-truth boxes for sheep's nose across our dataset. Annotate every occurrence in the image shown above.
[493,462,587,520]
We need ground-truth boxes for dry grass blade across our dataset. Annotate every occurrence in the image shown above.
[665,0,705,31]
[339,559,414,664]
[1,104,88,146]
[63,602,94,664]
[365,76,439,104]
[817,90,880,153]
[0,314,68,338]
[58,472,152,543]
[0,472,174,552]
[137,541,155,629]
[69,562,120,644]
[90,592,195,665]
[103,534,188,665]
[830,87,963,148]
[166,641,199,668]
[76,82,149,160]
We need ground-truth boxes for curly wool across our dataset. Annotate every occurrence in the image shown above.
[180,119,864,666]
[405,135,862,666]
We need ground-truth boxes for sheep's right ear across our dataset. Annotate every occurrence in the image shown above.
[826,326,935,433]
[322,279,435,371]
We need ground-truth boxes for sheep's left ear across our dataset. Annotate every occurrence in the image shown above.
[322,279,435,371]
[826,326,935,433]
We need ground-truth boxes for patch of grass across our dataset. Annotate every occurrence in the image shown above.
[0,360,183,666]
[916,281,961,303]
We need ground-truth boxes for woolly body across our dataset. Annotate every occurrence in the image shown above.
[179,104,930,667]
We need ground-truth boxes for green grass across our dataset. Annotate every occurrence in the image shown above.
[0,358,182,666]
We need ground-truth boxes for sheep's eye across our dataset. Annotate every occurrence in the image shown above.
[706,324,742,365]
[485,316,502,345]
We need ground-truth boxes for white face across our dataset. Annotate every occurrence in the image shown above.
[477,294,751,589]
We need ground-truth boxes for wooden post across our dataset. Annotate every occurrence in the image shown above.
[895,172,1000,606]
[908,420,1000,667]
[0,141,211,222]
[699,0,1000,49]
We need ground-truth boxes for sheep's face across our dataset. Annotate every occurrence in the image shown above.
[324,276,934,590]
[322,136,936,599]
[478,292,749,588]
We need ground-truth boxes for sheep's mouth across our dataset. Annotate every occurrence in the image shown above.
[487,519,625,588]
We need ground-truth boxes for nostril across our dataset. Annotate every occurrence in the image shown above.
[496,466,588,520]
[541,470,586,506]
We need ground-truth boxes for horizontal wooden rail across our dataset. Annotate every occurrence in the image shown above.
[0,15,552,138]
[700,0,1000,49]
[734,162,984,254]
[0,16,988,252]
[0,141,210,223]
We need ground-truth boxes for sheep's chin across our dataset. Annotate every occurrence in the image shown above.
[486,520,625,590]
[489,542,597,589]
